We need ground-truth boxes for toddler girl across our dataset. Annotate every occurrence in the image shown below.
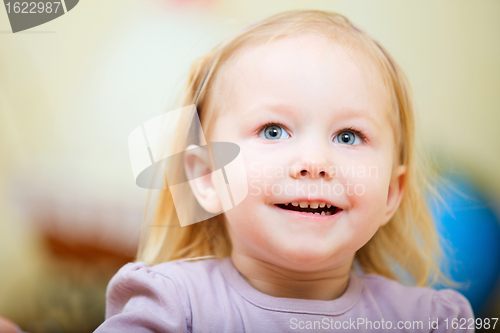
[96,9,474,332]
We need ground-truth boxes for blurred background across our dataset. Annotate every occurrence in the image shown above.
[0,0,499,332]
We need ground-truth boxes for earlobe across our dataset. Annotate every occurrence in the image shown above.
[381,165,407,227]
[184,144,223,214]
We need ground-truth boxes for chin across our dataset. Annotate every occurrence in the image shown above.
[274,243,339,268]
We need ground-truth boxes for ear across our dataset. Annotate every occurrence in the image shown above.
[381,165,407,227]
[183,144,222,214]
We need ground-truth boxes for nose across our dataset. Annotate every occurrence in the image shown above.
[289,142,334,181]
[290,161,333,180]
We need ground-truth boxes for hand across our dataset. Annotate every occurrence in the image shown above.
[0,316,20,333]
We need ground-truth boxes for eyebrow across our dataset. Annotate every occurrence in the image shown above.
[244,102,382,130]
[330,108,383,130]
[243,102,298,120]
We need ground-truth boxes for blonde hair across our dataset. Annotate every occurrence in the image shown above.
[137,9,450,287]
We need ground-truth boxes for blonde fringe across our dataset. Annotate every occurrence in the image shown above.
[136,9,456,288]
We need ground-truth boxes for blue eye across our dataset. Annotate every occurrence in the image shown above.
[260,124,290,140]
[335,130,361,145]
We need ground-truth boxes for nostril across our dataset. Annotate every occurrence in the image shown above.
[319,171,326,177]
[300,170,308,176]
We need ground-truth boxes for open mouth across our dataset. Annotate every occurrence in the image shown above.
[275,202,342,216]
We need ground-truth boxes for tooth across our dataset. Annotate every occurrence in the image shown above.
[285,203,289,206]
[326,211,332,215]
[327,204,332,208]
[310,201,319,209]
[299,201,308,208]
[319,202,325,208]
[321,211,325,215]
[292,202,298,207]
[314,212,320,215]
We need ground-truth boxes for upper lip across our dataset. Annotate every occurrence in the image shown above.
[274,197,341,209]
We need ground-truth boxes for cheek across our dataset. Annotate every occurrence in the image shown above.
[223,198,278,255]
[245,149,288,198]
[224,158,288,251]
[223,161,269,236]
[343,158,392,220]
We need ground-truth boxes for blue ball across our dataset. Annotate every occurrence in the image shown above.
[428,175,500,314]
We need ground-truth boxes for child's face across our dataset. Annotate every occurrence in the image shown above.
[208,34,406,271]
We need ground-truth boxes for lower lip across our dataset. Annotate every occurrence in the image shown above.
[274,205,343,221]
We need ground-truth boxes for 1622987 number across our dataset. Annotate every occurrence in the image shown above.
[444,318,498,330]
[5,2,61,14]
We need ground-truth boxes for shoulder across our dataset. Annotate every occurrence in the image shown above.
[359,274,474,331]
[361,273,436,301]
[428,289,475,332]
[97,258,226,332]
[106,258,224,313]
[150,257,225,280]
[96,261,190,332]
[104,261,186,319]
[109,257,223,284]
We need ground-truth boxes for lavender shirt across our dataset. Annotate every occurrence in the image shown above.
[94,258,474,332]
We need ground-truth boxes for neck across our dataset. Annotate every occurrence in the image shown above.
[230,253,354,301]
